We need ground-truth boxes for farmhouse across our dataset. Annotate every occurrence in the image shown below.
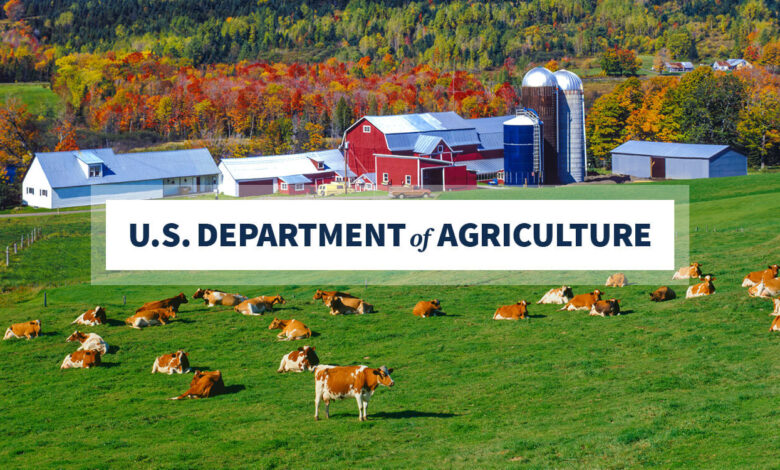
[218,149,353,197]
[22,148,218,209]
[611,141,747,179]
[664,61,694,73]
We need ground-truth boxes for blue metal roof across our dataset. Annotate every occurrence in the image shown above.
[34,148,218,188]
[611,141,734,160]
[221,149,355,181]
[75,151,104,165]
[364,112,471,134]
[464,158,504,175]
[279,174,312,184]
[413,135,445,154]
[356,172,376,184]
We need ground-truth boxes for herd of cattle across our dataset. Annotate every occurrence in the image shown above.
[4,263,780,420]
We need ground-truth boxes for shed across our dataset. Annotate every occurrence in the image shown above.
[611,141,747,180]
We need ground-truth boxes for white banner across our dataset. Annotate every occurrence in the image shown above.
[105,199,675,271]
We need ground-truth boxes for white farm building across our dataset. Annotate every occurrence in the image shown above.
[22,148,219,208]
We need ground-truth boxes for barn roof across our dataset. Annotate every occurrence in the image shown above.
[33,148,218,188]
[469,115,514,151]
[220,149,354,181]
[364,112,471,134]
[463,158,504,175]
[278,174,312,184]
[611,141,736,160]
[413,135,447,154]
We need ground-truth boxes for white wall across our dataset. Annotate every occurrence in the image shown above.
[22,159,54,208]
[218,163,239,197]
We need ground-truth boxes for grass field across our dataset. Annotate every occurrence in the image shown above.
[1,174,779,468]
[0,82,64,117]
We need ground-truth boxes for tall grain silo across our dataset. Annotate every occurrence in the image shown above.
[503,110,543,186]
[521,67,558,184]
[553,69,586,183]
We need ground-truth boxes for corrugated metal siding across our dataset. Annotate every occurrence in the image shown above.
[709,150,748,178]
[665,157,709,179]
[612,153,651,178]
[53,180,163,208]
[611,141,729,159]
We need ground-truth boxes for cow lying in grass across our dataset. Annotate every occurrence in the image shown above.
[686,275,716,299]
[314,365,394,421]
[748,277,780,299]
[493,300,528,320]
[278,346,319,373]
[4,320,41,340]
[269,318,312,341]
[742,264,779,287]
[774,298,780,316]
[605,273,627,287]
[152,350,191,374]
[193,288,247,307]
[589,299,621,317]
[125,307,176,329]
[537,286,573,305]
[170,370,225,400]
[649,286,676,302]
[324,295,374,315]
[136,293,188,313]
[413,300,445,317]
[72,306,107,326]
[66,330,108,354]
[672,263,702,280]
[313,290,355,302]
[234,295,285,315]
[561,290,603,311]
[61,350,101,369]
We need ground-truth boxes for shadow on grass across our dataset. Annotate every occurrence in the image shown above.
[527,314,547,319]
[101,362,121,368]
[222,384,245,395]
[108,345,120,354]
[105,319,125,327]
[174,318,195,324]
[369,410,458,419]
[38,331,60,337]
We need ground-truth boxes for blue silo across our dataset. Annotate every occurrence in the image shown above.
[503,110,544,186]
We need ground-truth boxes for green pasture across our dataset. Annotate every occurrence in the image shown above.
[0,82,64,117]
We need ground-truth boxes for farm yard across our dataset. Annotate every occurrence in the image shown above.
[1,173,779,468]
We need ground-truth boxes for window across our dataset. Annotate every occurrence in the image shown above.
[40,189,48,197]
[280,182,288,190]
[295,183,304,191]
[382,173,389,184]
[363,125,371,133]
[335,175,343,182]
[316,161,324,170]
[437,145,443,153]
[365,183,373,190]
[89,165,101,177]
[26,187,34,195]
[405,175,412,185]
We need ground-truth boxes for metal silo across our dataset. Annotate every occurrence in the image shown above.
[521,67,558,184]
[503,110,543,186]
[553,69,586,183]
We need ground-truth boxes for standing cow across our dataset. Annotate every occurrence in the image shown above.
[314,365,394,421]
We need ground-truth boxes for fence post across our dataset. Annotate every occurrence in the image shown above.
[44,291,47,307]
[13,242,17,254]
[123,295,126,306]
[5,246,8,266]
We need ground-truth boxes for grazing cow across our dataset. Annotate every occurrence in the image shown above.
[60,350,101,369]
[412,299,445,318]
[493,300,529,320]
[773,298,780,316]
[324,296,374,315]
[314,365,394,421]
[278,346,319,373]
[269,318,312,341]
[589,299,621,317]
[749,277,780,299]
[672,263,702,280]
[170,370,225,400]
[135,293,188,313]
[3,320,41,340]
[605,273,627,287]
[742,264,780,287]
[649,286,676,302]
[537,286,573,305]
[125,306,176,329]
[66,330,108,354]
[770,315,780,332]
[560,290,603,311]
[152,350,191,374]
[313,290,355,302]
[193,288,247,307]
[72,306,107,326]
[686,275,716,299]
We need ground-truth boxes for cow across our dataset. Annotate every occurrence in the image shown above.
[589,299,621,317]
[313,290,356,302]
[170,370,225,400]
[66,330,108,355]
[278,345,319,373]
[60,349,101,369]
[234,297,277,316]
[493,300,528,320]
[193,288,248,307]
[536,286,573,305]
[773,298,780,316]
[72,306,107,326]
[770,315,780,332]
[269,318,312,341]
[324,296,374,315]
[412,299,445,318]
[605,273,627,287]
[686,275,716,299]
[313,365,394,421]
[152,350,191,374]
[125,306,176,329]
[749,277,780,299]
[135,293,188,313]
[560,290,603,311]
[649,286,676,302]
[4,320,41,340]
[742,264,780,287]
[672,263,702,280]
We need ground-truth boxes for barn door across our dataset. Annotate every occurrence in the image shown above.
[651,158,665,178]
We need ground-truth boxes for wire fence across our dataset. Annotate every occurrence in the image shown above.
[4,227,43,267]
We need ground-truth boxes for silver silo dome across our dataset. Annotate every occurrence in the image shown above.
[553,69,586,183]
[521,67,557,87]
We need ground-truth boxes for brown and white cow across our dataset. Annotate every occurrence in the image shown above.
[773,298,780,316]
[749,277,780,299]
[672,263,703,280]
[324,296,374,315]
[686,275,716,299]
[605,273,627,287]
[72,306,107,326]
[125,306,176,329]
[234,297,278,316]
[493,300,528,320]
[589,299,621,317]
[412,299,445,318]
[313,290,355,302]
[649,286,676,302]
[152,350,191,374]
[61,349,101,369]
[3,320,41,340]
[135,293,188,313]
[314,365,394,421]
[770,315,780,332]
[560,290,603,311]
[193,288,247,307]
[66,330,108,355]
[278,345,319,373]
[269,318,312,341]
[742,264,780,287]
[536,286,573,305]
[170,370,225,400]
